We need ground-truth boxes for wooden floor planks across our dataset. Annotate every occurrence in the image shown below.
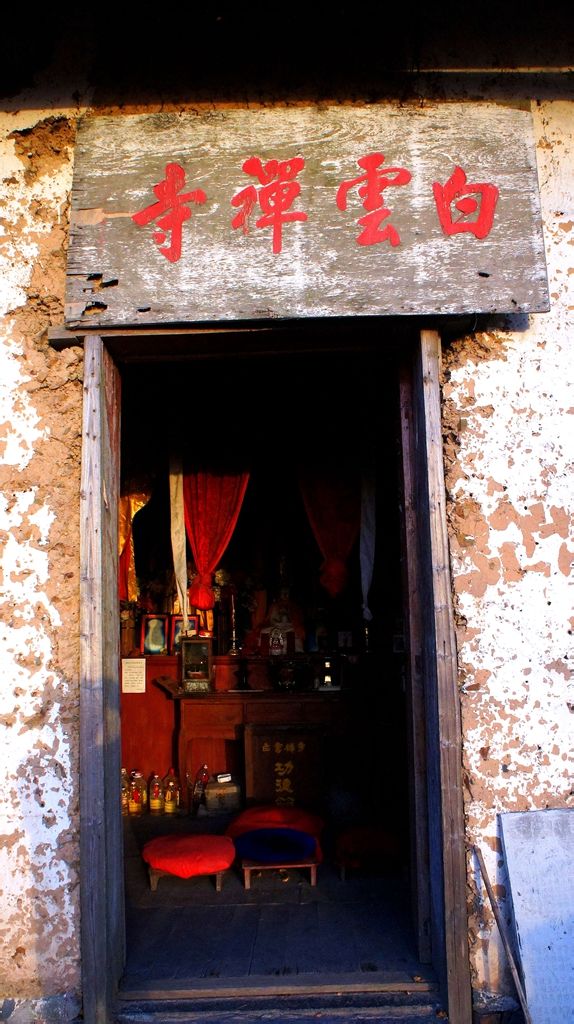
[122,816,430,992]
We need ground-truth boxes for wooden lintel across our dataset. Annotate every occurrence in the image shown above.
[48,313,488,357]
[48,322,277,348]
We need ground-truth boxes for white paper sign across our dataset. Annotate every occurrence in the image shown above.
[121,658,146,694]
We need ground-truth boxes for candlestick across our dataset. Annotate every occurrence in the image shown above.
[228,590,240,656]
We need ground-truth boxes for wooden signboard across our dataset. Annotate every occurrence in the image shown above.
[499,808,574,1024]
[65,105,549,327]
[244,724,324,810]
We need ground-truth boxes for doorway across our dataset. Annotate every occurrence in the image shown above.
[118,339,417,987]
[78,325,471,1023]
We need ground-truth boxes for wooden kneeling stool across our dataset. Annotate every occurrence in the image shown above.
[148,864,228,893]
[227,815,323,890]
[242,856,318,890]
[142,834,235,892]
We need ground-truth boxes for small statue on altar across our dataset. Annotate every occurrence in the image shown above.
[259,586,306,656]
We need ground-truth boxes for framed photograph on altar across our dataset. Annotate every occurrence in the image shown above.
[170,614,199,654]
[181,637,213,693]
[140,614,169,655]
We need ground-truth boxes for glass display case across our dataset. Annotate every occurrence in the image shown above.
[181,637,213,693]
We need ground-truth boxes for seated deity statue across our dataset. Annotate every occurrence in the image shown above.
[259,587,305,654]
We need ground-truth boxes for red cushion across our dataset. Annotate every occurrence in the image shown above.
[142,834,235,878]
[226,805,324,861]
[226,805,324,839]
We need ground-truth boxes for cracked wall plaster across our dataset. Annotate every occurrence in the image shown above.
[442,101,574,997]
[0,85,572,1012]
[0,108,82,1002]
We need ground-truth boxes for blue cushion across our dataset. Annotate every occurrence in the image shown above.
[233,827,317,864]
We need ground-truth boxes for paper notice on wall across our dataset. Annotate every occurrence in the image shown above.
[499,808,574,1024]
[121,658,146,693]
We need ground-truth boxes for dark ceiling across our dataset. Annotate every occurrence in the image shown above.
[2,3,573,103]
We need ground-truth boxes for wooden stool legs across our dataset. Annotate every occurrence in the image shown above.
[148,866,226,892]
[241,858,318,889]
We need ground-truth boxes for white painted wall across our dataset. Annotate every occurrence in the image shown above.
[0,100,83,1018]
[0,84,571,1017]
[445,100,574,1001]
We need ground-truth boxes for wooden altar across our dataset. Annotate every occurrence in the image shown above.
[153,666,345,810]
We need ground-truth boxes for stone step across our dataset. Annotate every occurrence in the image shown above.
[116,987,445,1023]
[116,1010,442,1024]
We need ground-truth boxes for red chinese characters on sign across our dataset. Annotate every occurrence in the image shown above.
[336,152,412,246]
[132,162,207,263]
[231,157,308,254]
[132,157,499,262]
[432,166,499,239]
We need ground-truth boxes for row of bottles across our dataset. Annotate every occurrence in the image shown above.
[121,764,210,816]
[121,766,182,816]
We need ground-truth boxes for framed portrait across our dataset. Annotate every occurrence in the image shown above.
[140,614,169,655]
[170,614,199,654]
[181,637,213,693]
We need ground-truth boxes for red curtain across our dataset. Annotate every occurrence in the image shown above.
[183,470,250,609]
[299,468,361,597]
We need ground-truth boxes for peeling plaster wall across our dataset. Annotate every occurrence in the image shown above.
[0,103,83,1016]
[443,101,574,1000]
[0,72,572,1020]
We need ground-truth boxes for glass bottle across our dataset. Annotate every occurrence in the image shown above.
[120,767,130,817]
[190,763,210,817]
[148,772,164,814]
[128,770,146,815]
[162,767,181,815]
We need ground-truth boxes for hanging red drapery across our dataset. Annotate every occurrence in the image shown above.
[183,470,250,610]
[299,468,361,597]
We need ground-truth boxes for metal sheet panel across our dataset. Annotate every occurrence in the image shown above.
[500,808,574,1024]
[66,105,549,327]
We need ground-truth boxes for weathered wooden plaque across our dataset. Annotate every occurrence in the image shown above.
[244,724,324,809]
[499,808,574,1024]
[66,105,549,327]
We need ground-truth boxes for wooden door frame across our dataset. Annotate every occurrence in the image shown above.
[78,327,472,1023]
[79,335,124,1024]
[400,330,472,1022]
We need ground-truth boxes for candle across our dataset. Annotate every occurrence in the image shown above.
[229,589,239,655]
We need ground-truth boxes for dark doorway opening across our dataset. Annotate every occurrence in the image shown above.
[116,339,433,997]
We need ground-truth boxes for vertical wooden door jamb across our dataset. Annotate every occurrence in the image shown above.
[79,335,123,1024]
[414,330,472,1024]
[399,358,432,964]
